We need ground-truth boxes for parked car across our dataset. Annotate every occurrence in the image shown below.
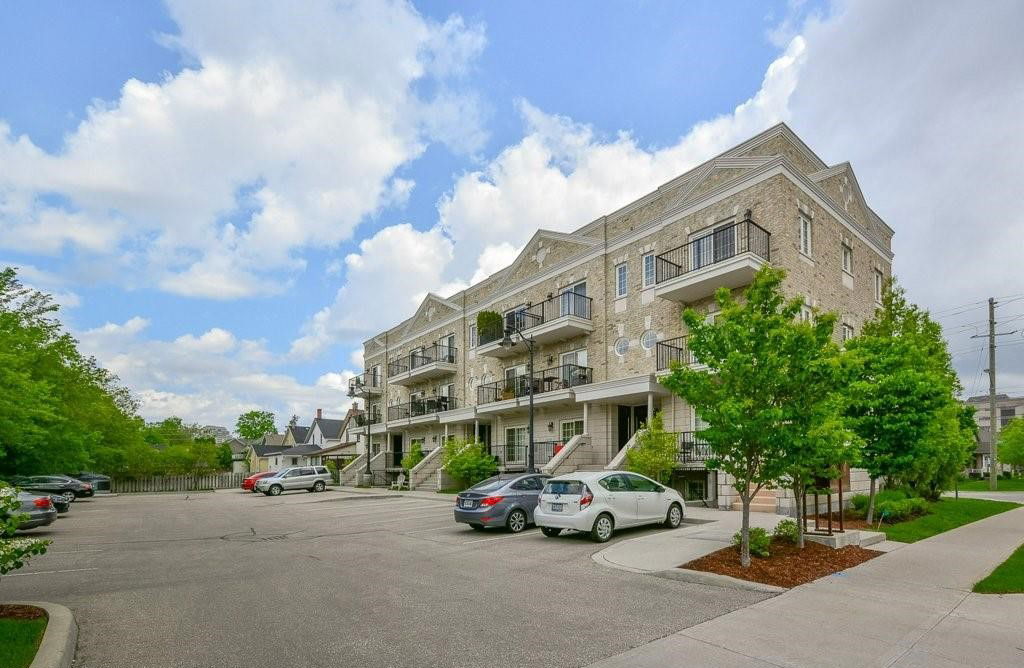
[65,472,111,493]
[454,473,550,533]
[255,466,331,496]
[48,494,71,513]
[534,471,685,543]
[14,492,58,530]
[9,476,93,503]
[242,471,276,492]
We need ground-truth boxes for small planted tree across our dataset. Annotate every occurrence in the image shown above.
[625,412,678,483]
[401,442,425,473]
[1000,418,1024,475]
[441,439,497,489]
[662,267,804,567]
[1,482,51,580]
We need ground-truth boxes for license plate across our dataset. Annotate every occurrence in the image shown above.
[461,499,474,509]
[551,503,564,512]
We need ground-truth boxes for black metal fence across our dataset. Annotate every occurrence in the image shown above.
[676,431,713,467]
[656,336,694,370]
[655,219,770,284]
[489,440,563,469]
[478,292,593,347]
[386,396,457,421]
[353,409,382,427]
[476,364,592,404]
[347,370,383,397]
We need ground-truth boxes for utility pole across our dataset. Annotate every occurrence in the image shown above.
[973,297,1018,491]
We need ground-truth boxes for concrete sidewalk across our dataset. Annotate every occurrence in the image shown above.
[334,484,457,502]
[587,506,1024,667]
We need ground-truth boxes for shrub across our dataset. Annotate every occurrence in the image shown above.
[400,443,425,473]
[773,518,801,544]
[733,527,771,558]
[476,311,504,345]
[625,412,677,483]
[850,494,870,512]
[441,439,497,488]
[1,482,51,578]
[876,497,931,523]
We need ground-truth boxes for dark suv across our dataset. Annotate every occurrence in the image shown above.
[10,475,94,503]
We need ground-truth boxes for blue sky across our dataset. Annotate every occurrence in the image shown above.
[2,1,1022,428]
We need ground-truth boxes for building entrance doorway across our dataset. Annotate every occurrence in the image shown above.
[617,405,649,450]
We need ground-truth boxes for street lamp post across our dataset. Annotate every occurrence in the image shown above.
[500,324,537,473]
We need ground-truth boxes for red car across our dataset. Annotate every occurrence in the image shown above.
[242,471,276,492]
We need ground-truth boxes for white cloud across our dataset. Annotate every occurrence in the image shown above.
[0,0,486,299]
[1,260,82,309]
[78,318,355,428]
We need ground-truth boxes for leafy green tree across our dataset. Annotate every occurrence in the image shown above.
[401,442,425,473]
[662,267,843,566]
[441,439,497,488]
[844,282,959,520]
[235,410,276,441]
[625,412,678,483]
[998,417,1024,473]
[216,443,234,471]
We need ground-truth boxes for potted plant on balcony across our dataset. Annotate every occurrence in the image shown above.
[477,310,503,346]
[500,380,516,401]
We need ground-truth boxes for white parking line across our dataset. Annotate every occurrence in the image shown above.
[46,549,105,554]
[8,567,100,577]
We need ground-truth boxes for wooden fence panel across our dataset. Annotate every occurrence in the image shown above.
[111,472,244,493]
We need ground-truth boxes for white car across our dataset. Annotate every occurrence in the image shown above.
[534,471,685,542]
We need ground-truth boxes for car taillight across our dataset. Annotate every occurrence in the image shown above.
[34,498,52,508]
[83,483,92,489]
[480,496,504,507]
[580,487,593,509]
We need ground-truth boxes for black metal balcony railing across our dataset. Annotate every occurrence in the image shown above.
[387,359,408,377]
[676,431,714,466]
[479,291,593,347]
[656,336,695,371]
[489,441,563,469]
[476,364,592,405]
[386,396,457,421]
[655,219,770,284]
[347,370,383,397]
[410,343,457,370]
[353,409,382,427]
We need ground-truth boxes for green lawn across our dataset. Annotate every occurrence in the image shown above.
[956,478,1024,492]
[880,497,1020,543]
[0,617,48,668]
[973,542,1024,593]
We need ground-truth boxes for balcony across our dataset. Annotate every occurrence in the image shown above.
[477,292,593,358]
[488,441,564,471]
[676,431,713,469]
[654,219,770,303]
[352,408,382,428]
[386,396,458,424]
[347,371,383,398]
[655,336,695,373]
[476,364,592,410]
[388,343,458,386]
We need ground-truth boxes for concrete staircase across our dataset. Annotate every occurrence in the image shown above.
[604,430,640,470]
[541,435,592,476]
[408,447,445,490]
[338,453,366,486]
[732,487,778,513]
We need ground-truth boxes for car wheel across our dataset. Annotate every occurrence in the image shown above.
[664,503,683,529]
[469,524,485,531]
[268,484,283,496]
[312,480,326,492]
[590,513,614,543]
[506,509,527,533]
[62,491,76,504]
[541,527,562,538]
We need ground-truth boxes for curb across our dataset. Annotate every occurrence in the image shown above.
[650,568,786,593]
[8,601,77,668]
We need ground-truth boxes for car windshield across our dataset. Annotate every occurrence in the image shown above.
[469,476,512,492]
[544,480,583,495]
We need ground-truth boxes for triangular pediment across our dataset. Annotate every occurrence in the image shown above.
[397,292,462,339]
[810,163,889,233]
[491,230,601,293]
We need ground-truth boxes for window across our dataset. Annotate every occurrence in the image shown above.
[640,330,657,350]
[560,420,584,443]
[841,324,855,342]
[642,253,655,287]
[559,281,587,317]
[469,324,477,348]
[691,223,737,269]
[624,474,661,492]
[1000,408,1016,427]
[598,474,629,492]
[504,305,528,332]
[614,337,629,357]
[560,349,588,368]
[842,244,853,274]
[874,270,884,303]
[800,304,814,323]
[371,365,381,387]
[505,427,527,462]
[799,216,812,256]
[615,263,628,298]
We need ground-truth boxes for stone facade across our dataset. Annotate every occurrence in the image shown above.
[349,124,895,505]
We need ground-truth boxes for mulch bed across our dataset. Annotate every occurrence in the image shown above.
[805,511,874,531]
[0,604,47,621]
[681,538,881,588]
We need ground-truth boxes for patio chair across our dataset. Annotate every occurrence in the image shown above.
[390,473,408,490]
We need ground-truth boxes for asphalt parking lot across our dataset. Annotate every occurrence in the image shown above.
[4,489,771,667]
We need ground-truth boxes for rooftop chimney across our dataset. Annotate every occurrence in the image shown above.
[316,408,323,419]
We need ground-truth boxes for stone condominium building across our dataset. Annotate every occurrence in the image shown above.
[343,123,893,511]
